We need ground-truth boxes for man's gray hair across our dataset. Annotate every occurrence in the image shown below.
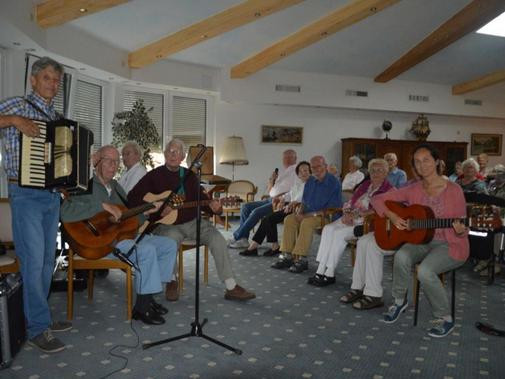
[31,57,64,76]
[165,138,187,156]
[122,141,142,156]
[349,155,363,169]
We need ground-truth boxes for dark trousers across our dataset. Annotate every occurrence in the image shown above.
[252,210,288,245]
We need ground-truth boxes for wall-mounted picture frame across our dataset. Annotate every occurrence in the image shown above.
[470,133,502,156]
[261,125,303,144]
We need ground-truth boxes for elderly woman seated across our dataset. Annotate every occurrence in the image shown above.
[307,158,393,287]
[456,158,488,193]
[341,156,365,201]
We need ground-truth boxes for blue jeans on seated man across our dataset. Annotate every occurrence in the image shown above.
[8,183,60,339]
[233,199,273,241]
[114,235,177,294]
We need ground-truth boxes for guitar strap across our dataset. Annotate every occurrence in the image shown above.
[114,183,129,207]
[177,167,186,195]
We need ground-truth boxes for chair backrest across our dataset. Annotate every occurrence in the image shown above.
[0,198,13,244]
[226,180,257,202]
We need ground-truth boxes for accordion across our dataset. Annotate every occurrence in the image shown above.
[19,119,93,193]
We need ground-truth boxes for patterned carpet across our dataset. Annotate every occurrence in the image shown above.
[5,223,505,379]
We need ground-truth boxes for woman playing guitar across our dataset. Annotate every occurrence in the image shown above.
[371,143,468,338]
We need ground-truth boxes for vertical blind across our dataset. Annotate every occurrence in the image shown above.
[171,96,206,147]
[73,80,103,147]
[123,90,163,149]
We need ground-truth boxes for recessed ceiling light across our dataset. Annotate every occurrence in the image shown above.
[79,8,87,13]
[79,67,86,71]
[12,42,21,46]
[477,11,505,38]
[25,48,36,52]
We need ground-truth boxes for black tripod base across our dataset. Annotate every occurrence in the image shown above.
[142,318,243,354]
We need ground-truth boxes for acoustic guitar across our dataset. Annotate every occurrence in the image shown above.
[63,190,241,259]
[374,200,502,250]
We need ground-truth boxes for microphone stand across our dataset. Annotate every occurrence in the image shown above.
[143,147,242,354]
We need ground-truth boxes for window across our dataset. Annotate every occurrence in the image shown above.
[170,96,206,147]
[73,80,103,147]
[123,90,163,149]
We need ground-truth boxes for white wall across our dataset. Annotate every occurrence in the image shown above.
[214,102,505,193]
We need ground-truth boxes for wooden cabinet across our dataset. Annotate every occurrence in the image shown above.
[341,138,467,178]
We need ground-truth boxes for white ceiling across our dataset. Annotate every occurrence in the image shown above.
[61,0,505,86]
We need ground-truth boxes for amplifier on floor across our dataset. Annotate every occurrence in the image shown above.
[0,273,26,368]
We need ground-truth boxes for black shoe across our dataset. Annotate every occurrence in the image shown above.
[132,309,165,325]
[263,248,280,257]
[288,260,308,273]
[313,275,336,287]
[151,300,168,315]
[307,273,324,285]
[271,258,293,269]
[239,248,258,256]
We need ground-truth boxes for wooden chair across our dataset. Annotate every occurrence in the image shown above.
[0,198,19,274]
[345,214,374,267]
[412,266,456,326]
[221,180,257,231]
[177,239,209,293]
[66,248,133,320]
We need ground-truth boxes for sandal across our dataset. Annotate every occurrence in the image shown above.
[339,289,363,304]
[352,295,384,310]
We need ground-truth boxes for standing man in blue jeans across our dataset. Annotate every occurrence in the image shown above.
[0,57,71,353]
[228,149,298,248]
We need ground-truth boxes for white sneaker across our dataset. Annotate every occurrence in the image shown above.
[229,238,249,248]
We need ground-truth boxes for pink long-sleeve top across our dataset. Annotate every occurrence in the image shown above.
[371,180,469,261]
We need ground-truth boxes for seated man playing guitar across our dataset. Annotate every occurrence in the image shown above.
[128,139,255,302]
[60,145,177,326]
[371,143,468,338]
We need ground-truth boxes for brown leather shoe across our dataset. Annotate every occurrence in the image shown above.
[165,281,179,302]
[224,285,256,301]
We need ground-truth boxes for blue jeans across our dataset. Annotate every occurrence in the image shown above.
[115,235,177,295]
[8,183,60,339]
[233,199,273,241]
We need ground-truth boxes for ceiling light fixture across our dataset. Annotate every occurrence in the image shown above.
[12,42,21,46]
[477,11,505,38]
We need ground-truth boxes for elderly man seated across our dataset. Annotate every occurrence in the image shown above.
[271,155,342,273]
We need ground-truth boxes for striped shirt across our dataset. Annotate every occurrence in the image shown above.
[0,91,58,179]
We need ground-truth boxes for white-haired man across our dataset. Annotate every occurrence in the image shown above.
[128,139,256,302]
[384,153,407,188]
[118,141,147,194]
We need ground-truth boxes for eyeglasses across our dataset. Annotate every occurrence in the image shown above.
[370,168,387,174]
[166,149,182,155]
[100,157,120,166]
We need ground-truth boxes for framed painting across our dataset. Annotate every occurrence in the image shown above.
[470,133,502,156]
[261,125,303,144]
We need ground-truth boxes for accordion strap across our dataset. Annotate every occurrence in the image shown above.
[24,98,63,121]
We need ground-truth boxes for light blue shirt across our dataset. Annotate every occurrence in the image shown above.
[387,167,407,188]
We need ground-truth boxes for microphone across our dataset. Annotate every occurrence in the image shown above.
[112,248,138,270]
[274,168,279,175]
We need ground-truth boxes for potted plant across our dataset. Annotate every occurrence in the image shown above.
[111,99,160,169]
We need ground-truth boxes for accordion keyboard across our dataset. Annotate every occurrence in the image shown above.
[20,120,48,187]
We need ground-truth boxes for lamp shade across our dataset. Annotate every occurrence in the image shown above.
[219,136,249,165]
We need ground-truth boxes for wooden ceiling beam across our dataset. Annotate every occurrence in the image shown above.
[453,69,505,95]
[36,0,129,28]
[128,0,304,69]
[375,0,505,83]
[230,0,400,79]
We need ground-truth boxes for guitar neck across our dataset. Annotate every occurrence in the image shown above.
[119,203,155,221]
[179,199,213,209]
[409,218,468,230]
